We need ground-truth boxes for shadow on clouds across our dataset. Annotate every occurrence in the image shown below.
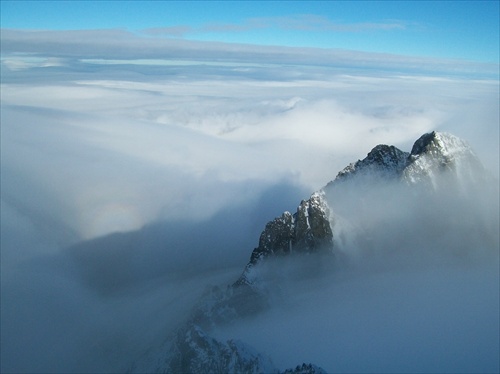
[1,180,309,373]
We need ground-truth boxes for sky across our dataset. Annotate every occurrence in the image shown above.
[1,1,499,373]
[1,0,499,62]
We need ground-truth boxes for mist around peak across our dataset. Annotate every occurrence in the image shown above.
[1,55,498,373]
[211,131,499,373]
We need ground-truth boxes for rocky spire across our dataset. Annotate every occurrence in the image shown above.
[330,144,409,185]
[235,192,333,286]
[403,131,484,187]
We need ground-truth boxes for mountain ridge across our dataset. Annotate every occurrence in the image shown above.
[130,130,493,373]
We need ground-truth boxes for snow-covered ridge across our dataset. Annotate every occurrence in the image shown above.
[403,131,484,187]
[333,144,409,182]
[410,131,471,157]
[326,131,483,189]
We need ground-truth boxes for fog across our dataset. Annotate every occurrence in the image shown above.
[214,174,499,373]
[217,261,499,373]
[1,40,499,373]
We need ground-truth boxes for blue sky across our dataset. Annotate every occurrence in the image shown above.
[1,0,499,62]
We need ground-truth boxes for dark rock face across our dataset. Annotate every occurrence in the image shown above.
[167,324,276,374]
[165,323,327,374]
[410,131,439,156]
[295,194,333,252]
[248,192,333,265]
[326,131,483,191]
[332,144,409,183]
[236,192,333,287]
[403,131,484,187]
[253,211,295,260]
[283,363,328,374]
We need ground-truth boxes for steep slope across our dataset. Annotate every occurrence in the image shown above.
[164,323,276,374]
[236,191,333,287]
[327,131,483,188]
[332,144,409,183]
[403,131,485,189]
[130,131,495,373]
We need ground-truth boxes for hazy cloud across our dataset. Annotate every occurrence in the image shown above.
[1,31,498,373]
[216,261,500,373]
[213,170,499,373]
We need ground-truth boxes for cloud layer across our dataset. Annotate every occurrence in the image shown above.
[2,28,499,78]
[1,34,499,372]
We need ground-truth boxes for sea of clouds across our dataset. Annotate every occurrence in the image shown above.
[1,31,499,373]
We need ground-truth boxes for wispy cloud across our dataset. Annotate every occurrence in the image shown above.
[1,28,498,78]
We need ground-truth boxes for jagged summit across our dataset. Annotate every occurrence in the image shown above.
[248,192,332,263]
[410,131,468,157]
[410,131,439,155]
[326,131,482,189]
[283,363,328,374]
[404,131,483,186]
[235,191,333,287]
[334,144,409,182]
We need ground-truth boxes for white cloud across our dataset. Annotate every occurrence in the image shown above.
[1,28,498,78]
[1,36,498,373]
[2,63,498,241]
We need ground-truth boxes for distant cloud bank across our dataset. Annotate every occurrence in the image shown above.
[2,28,498,79]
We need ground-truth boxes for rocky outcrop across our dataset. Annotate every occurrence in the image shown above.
[403,131,484,188]
[130,191,335,373]
[162,324,327,374]
[251,192,332,262]
[326,131,483,191]
[283,363,328,374]
[236,191,333,286]
[166,324,276,374]
[332,144,409,183]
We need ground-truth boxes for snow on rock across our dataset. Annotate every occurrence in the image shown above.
[168,323,277,374]
[331,144,409,183]
[403,131,485,189]
[235,191,333,288]
[283,363,328,374]
[324,131,485,193]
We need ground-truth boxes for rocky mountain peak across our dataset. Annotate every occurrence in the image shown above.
[366,144,408,167]
[326,131,483,190]
[246,192,332,266]
[332,144,409,184]
[235,192,333,287]
[410,131,439,156]
[404,131,483,186]
[409,131,471,158]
